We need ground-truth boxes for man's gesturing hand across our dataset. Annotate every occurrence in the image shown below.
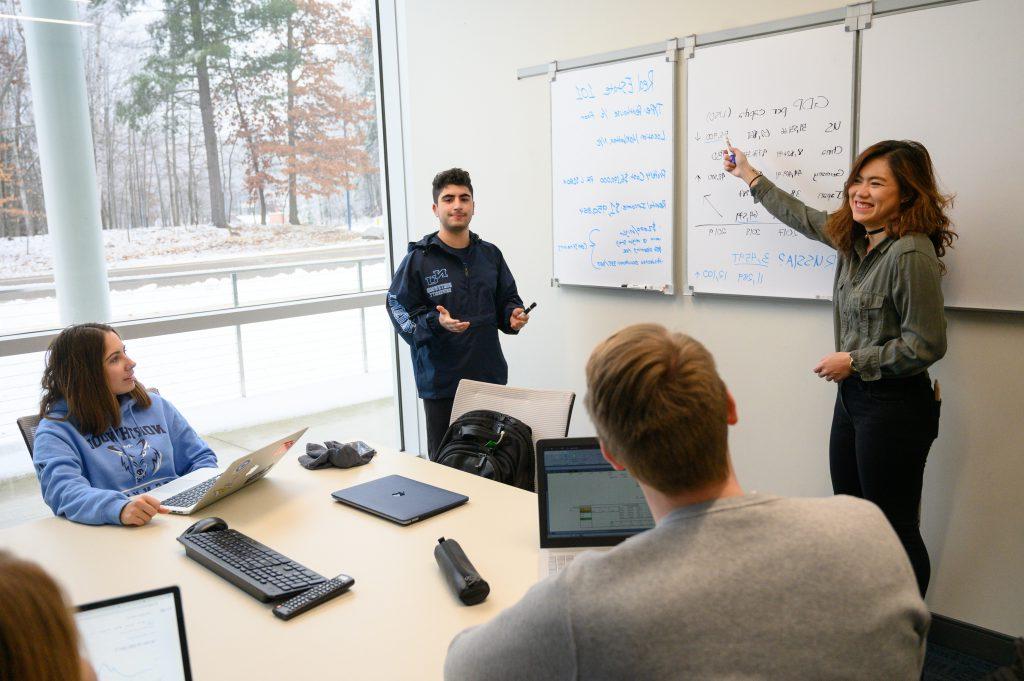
[510,307,529,331]
[437,306,470,333]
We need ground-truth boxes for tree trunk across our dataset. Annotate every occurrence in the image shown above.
[286,14,299,225]
[153,142,167,227]
[138,130,150,228]
[165,98,181,227]
[187,117,199,225]
[0,142,9,238]
[12,85,33,238]
[223,139,235,223]
[187,0,227,228]
[104,83,117,231]
[225,59,267,225]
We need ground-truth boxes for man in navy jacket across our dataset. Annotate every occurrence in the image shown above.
[387,168,529,458]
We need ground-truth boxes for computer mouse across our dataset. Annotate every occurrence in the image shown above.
[182,516,228,535]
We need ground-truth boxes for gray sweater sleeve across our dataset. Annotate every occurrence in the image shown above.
[444,573,576,681]
[751,177,834,248]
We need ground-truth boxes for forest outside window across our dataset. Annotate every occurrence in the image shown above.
[0,0,385,335]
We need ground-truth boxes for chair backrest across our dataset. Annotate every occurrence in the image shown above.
[17,414,43,459]
[449,379,576,457]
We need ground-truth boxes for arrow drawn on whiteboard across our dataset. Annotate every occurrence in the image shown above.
[702,194,723,218]
[589,228,600,270]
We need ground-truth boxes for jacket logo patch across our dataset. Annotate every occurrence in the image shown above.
[425,268,448,286]
[425,268,452,298]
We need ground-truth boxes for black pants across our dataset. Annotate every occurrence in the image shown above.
[830,373,940,596]
[423,397,455,460]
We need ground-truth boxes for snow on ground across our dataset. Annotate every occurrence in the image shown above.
[0,215,386,279]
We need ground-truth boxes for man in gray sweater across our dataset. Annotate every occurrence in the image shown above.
[444,323,929,680]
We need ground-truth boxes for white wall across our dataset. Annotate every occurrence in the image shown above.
[396,0,1024,635]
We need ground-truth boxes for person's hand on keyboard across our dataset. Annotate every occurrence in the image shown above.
[120,494,169,526]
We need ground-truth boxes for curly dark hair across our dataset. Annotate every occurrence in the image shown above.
[431,168,473,204]
[825,140,957,273]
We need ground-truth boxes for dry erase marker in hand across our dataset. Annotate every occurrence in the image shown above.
[726,136,736,164]
[524,302,537,315]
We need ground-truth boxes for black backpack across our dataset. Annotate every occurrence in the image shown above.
[433,410,535,491]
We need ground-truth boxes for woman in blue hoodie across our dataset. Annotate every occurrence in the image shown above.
[33,323,218,526]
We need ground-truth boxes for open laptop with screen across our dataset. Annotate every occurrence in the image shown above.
[76,585,192,681]
[150,428,307,514]
[537,437,655,577]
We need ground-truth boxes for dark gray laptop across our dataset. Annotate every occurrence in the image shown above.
[331,474,468,525]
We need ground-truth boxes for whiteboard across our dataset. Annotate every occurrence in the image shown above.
[860,0,1024,312]
[551,55,675,293]
[685,24,854,299]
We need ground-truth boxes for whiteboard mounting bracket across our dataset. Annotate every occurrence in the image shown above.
[682,35,696,60]
[845,2,873,32]
[550,278,560,287]
[547,61,557,82]
[665,38,678,62]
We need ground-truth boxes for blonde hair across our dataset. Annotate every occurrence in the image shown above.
[585,324,730,494]
[0,550,84,681]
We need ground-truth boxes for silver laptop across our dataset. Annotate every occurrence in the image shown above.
[537,437,655,577]
[150,428,307,514]
[76,586,192,681]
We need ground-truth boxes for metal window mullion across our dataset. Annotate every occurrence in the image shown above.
[0,291,386,357]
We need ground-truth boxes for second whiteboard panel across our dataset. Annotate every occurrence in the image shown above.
[686,24,854,300]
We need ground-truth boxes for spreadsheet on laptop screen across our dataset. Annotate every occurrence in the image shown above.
[543,448,655,539]
[75,591,188,681]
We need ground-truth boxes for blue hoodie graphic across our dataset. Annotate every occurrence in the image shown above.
[386,231,523,399]
[33,391,218,525]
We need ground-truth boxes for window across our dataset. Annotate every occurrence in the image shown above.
[0,0,403,498]
[2,0,384,330]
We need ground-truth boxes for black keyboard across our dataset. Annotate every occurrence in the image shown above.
[177,529,326,602]
[163,476,220,508]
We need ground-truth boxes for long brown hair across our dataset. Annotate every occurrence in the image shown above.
[825,140,957,272]
[39,323,151,437]
[0,550,85,681]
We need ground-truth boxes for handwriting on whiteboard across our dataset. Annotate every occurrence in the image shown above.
[553,57,674,289]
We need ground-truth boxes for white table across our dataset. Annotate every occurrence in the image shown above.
[0,428,540,679]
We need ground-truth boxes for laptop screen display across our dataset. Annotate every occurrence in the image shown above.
[76,587,191,681]
[541,445,655,542]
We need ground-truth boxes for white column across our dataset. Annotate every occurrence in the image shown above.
[21,0,110,324]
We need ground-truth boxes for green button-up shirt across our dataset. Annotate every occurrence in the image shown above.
[751,177,946,381]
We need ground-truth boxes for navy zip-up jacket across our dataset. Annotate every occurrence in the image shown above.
[387,231,523,399]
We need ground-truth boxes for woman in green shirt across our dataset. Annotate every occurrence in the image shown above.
[725,140,956,595]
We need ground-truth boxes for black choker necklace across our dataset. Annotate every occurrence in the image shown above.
[864,227,886,236]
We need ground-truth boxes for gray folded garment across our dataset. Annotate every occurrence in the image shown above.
[299,440,376,470]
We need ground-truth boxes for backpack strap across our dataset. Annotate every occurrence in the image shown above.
[458,423,496,441]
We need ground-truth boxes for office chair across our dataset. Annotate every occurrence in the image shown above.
[449,379,575,490]
[16,414,43,458]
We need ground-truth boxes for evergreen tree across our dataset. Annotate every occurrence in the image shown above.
[118,0,238,228]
